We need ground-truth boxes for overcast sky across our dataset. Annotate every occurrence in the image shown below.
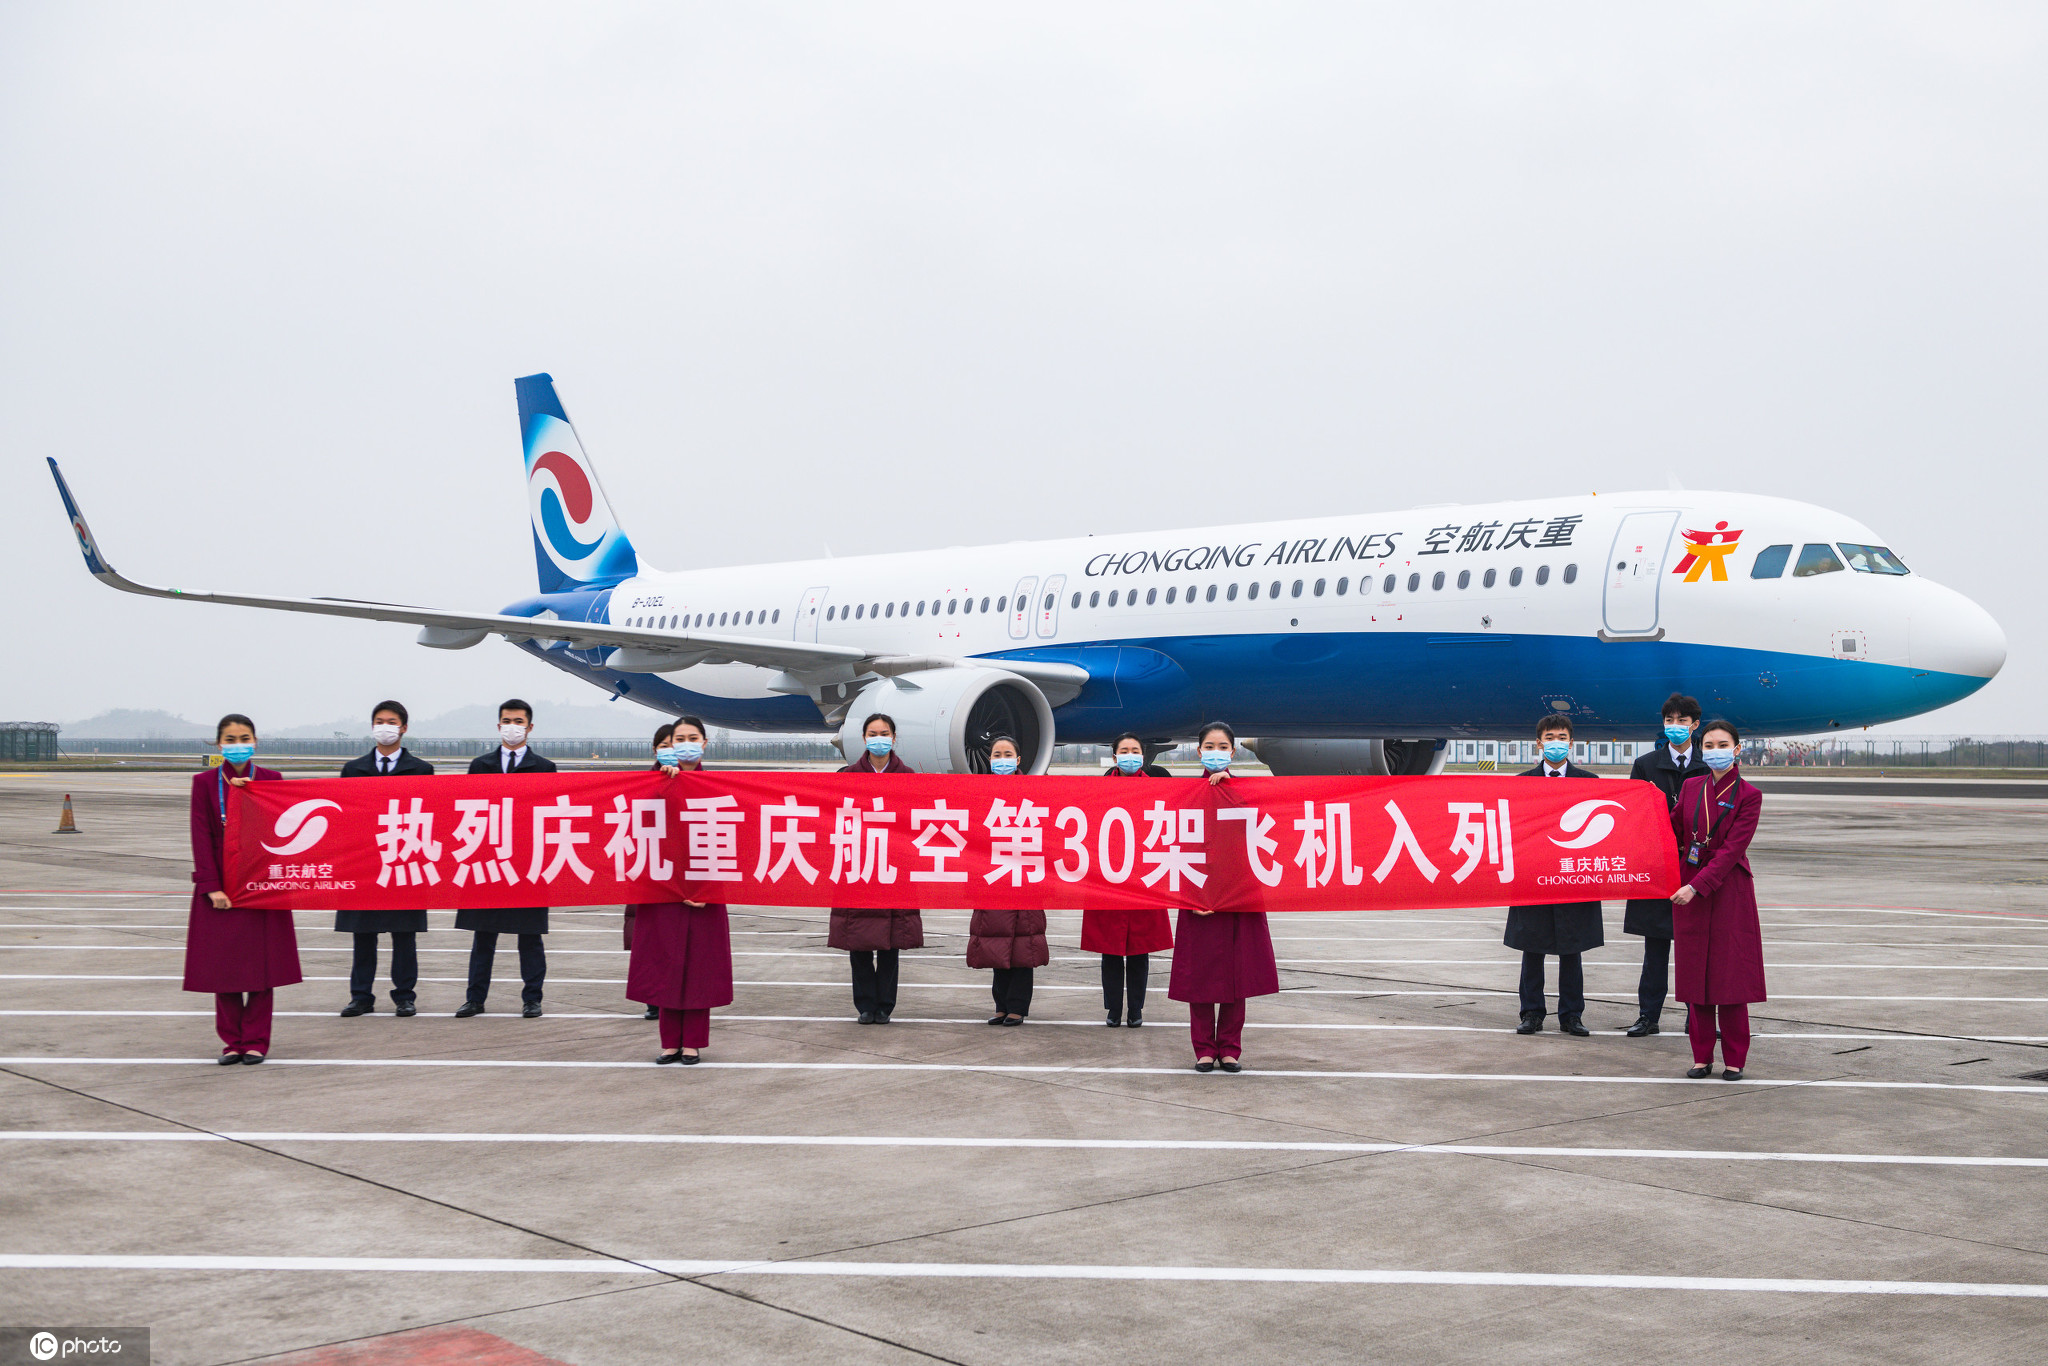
[1,4,2040,737]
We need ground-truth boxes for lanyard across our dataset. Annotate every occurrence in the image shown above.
[1698,771,1737,842]
[216,767,229,821]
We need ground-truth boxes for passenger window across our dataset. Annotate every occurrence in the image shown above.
[772,610,780,624]
[1145,587,1157,605]
[1108,590,1120,607]
[1751,544,1791,579]
[982,596,992,611]
[1166,586,1177,604]
[854,605,864,620]
[1070,592,1080,608]
[946,599,957,615]
[1509,567,1522,587]
[1456,570,1470,589]
[1535,566,1550,586]
[1407,573,1420,592]
[1269,580,1281,598]
[1382,574,1396,594]
[1089,591,1100,608]
[1291,579,1304,598]
[915,601,924,616]
[1431,571,1445,591]
[1227,583,1239,601]
[1313,578,1325,596]
[1794,544,1844,577]
[884,603,894,618]
[1838,543,1909,575]
[1335,577,1348,595]
[1206,584,1217,602]
[1563,564,1577,584]
[1483,568,1496,588]
[720,612,729,626]
[1248,582,1260,600]
[1043,593,1054,610]
[996,597,1006,613]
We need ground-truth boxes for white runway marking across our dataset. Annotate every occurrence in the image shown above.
[6,1130,2047,1169]
[3,1253,2044,1297]
[3,1009,2042,1042]
[2,1056,2044,1094]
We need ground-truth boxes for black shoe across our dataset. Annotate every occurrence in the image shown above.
[339,1000,372,1018]
[1721,1068,1745,1081]
[642,1004,659,1020]
[656,1050,681,1064]
[1686,1064,1712,1079]
[1194,1058,1216,1073]
[1001,1015,1023,1026]
[1516,1012,1543,1035]
[394,1002,417,1018]
[1105,1012,1121,1027]
[876,1009,893,1024]
[1624,1015,1660,1037]
[680,1052,701,1065]
[240,1052,265,1065]
[857,1011,876,1024]
[1127,1013,1143,1028]
[1560,1015,1590,1037]
[522,1002,543,1018]
[1219,1058,1242,1073]
[989,1015,1009,1026]
[454,1001,484,1018]
[218,1051,241,1065]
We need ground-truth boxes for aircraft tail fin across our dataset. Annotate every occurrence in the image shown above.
[516,373,639,595]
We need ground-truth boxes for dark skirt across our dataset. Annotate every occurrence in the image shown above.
[455,906,550,935]
[827,906,924,951]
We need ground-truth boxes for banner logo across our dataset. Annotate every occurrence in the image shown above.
[1549,798,1623,849]
[263,799,342,856]
[1671,521,1742,582]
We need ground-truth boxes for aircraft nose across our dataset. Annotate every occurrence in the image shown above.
[1913,583,2006,680]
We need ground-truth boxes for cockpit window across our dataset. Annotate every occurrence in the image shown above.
[1838,543,1909,575]
[1750,544,1791,579]
[1793,543,1844,577]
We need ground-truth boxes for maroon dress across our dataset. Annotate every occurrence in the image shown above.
[186,765,301,994]
[624,901,735,1012]
[826,753,924,951]
[1167,909,1280,1005]
[1671,770,1766,1005]
[1080,765,1175,955]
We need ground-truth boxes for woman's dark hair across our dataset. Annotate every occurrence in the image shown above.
[371,699,409,726]
[1112,731,1145,751]
[651,723,675,750]
[672,714,709,744]
[862,713,896,736]
[987,733,1019,753]
[1699,718,1741,745]
[1196,720,1236,747]
[215,713,255,741]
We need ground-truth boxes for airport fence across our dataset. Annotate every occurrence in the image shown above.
[2,722,61,762]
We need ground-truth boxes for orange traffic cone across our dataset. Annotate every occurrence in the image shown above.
[54,794,80,834]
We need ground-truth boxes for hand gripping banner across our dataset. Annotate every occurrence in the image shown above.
[225,772,1679,914]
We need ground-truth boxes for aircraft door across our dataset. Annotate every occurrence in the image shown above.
[1008,576,1038,640]
[795,585,830,642]
[1036,574,1066,637]
[1602,511,1680,635]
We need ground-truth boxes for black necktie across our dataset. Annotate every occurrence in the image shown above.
[380,756,391,775]
[505,753,514,773]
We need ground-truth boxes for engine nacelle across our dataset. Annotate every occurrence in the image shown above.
[835,668,1056,774]
[1248,738,1447,777]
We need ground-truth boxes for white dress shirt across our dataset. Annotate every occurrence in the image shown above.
[499,745,527,773]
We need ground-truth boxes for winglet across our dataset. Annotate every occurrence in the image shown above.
[47,459,119,581]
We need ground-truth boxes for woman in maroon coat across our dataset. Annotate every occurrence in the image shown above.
[828,713,922,1023]
[628,715,734,1064]
[1167,722,1279,1072]
[187,714,300,1063]
[1670,719,1766,1080]
[622,722,674,1021]
[1083,732,1173,1026]
[966,736,1049,1025]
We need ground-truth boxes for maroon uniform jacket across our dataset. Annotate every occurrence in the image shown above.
[826,753,925,951]
[1671,768,1766,1005]
[1079,765,1176,956]
[185,765,303,994]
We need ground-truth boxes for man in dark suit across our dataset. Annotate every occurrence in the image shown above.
[456,698,557,1018]
[336,700,436,1017]
[1620,693,1712,1036]
[1508,714,1604,1036]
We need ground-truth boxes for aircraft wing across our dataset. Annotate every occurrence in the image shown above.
[46,459,1086,695]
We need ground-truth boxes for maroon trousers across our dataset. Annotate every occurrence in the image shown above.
[1687,1003,1750,1069]
[1189,1002,1247,1060]
[215,991,274,1054]
[659,1007,710,1051]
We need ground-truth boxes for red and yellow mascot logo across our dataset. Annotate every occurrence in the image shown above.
[1671,521,1742,582]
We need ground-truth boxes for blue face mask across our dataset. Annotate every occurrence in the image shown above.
[866,735,893,758]
[221,743,255,766]
[1664,724,1693,747]
[654,747,675,766]
[674,741,704,764]
[1116,754,1144,774]
[1200,749,1232,772]
[1702,749,1736,771]
[990,756,1019,775]
[1542,741,1571,766]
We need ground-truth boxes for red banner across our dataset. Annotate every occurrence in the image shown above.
[225,771,1678,914]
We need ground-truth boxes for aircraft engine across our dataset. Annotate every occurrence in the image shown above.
[1247,738,1447,777]
[834,668,1056,774]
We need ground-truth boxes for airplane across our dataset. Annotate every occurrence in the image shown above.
[46,373,2006,776]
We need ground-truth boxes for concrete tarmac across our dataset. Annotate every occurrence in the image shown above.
[2,771,2046,1365]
